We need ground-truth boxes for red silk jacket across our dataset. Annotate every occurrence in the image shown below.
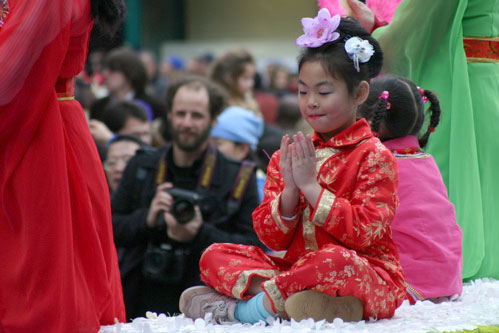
[252,119,406,292]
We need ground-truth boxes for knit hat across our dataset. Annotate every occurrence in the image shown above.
[164,55,185,70]
[211,106,264,151]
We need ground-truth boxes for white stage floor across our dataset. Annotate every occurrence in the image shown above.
[100,278,499,333]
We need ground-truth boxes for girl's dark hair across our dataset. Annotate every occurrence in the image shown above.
[210,49,255,98]
[298,17,383,95]
[104,48,148,96]
[358,75,441,148]
[91,0,127,36]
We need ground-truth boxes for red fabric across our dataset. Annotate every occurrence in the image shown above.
[254,91,279,125]
[463,37,499,61]
[56,77,76,99]
[0,1,125,332]
[201,119,408,319]
[201,243,402,319]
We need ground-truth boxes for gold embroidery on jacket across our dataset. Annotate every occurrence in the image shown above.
[312,191,336,226]
[232,269,280,299]
[271,194,291,234]
[315,148,341,174]
[302,207,319,250]
[263,279,286,316]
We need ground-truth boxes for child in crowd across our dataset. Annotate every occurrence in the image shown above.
[179,9,408,324]
[210,49,262,117]
[104,134,145,192]
[210,106,266,201]
[358,75,463,303]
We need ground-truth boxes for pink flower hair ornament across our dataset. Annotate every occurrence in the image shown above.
[379,90,391,109]
[296,8,341,48]
[417,86,429,104]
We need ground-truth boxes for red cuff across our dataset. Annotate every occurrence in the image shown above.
[278,198,298,229]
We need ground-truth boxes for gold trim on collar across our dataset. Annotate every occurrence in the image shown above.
[315,147,341,174]
[395,153,431,159]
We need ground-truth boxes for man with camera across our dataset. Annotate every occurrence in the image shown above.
[111,76,262,320]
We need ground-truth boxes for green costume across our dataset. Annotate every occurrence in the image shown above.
[373,0,498,280]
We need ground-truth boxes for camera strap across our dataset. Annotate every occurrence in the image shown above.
[155,144,255,207]
[220,161,256,221]
[155,144,217,191]
[229,161,256,203]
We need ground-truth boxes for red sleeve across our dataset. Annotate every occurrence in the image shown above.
[252,151,299,251]
[309,144,399,250]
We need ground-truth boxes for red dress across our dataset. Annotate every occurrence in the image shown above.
[0,1,125,331]
[200,119,408,319]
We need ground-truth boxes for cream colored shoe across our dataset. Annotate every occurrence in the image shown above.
[284,290,363,322]
[179,286,237,324]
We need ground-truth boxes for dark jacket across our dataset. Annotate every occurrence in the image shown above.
[111,144,261,319]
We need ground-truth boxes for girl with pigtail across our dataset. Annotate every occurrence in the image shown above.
[179,9,408,324]
[358,75,463,303]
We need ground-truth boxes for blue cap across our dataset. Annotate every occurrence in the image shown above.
[165,55,184,70]
[211,106,264,151]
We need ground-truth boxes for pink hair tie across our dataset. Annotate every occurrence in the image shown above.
[417,86,429,104]
[379,90,391,109]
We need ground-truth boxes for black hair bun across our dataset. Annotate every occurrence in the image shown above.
[337,17,383,79]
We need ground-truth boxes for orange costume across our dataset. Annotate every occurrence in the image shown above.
[200,119,407,320]
[0,1,125,331]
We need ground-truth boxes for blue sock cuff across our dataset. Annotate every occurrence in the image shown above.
[255,292,273,319]
[235,292,274,324]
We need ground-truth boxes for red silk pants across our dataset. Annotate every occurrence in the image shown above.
[200,243,404,319]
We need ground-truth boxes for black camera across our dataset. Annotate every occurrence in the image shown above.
[165,188,201,224]
[143,242,188,284]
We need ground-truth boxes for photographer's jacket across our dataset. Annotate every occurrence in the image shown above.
[111,144,262,318]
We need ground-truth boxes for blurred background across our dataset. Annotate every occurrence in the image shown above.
[90,0,317,75]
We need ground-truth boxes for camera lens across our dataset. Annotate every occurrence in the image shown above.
[151,252,166,267]
[172,199,195,224]
[143,250,167,278]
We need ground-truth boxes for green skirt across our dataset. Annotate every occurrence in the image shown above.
[373,0,499,279]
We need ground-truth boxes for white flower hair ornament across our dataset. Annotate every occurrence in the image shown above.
[296,8,341,48]
[344,37,375,72]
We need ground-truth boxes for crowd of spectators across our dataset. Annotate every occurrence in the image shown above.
[76,46,305,320]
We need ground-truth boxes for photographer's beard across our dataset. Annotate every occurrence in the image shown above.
[169,122,212,153]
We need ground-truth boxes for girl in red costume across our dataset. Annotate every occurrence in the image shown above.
[0,1,126,331]
[179,9,407,324]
